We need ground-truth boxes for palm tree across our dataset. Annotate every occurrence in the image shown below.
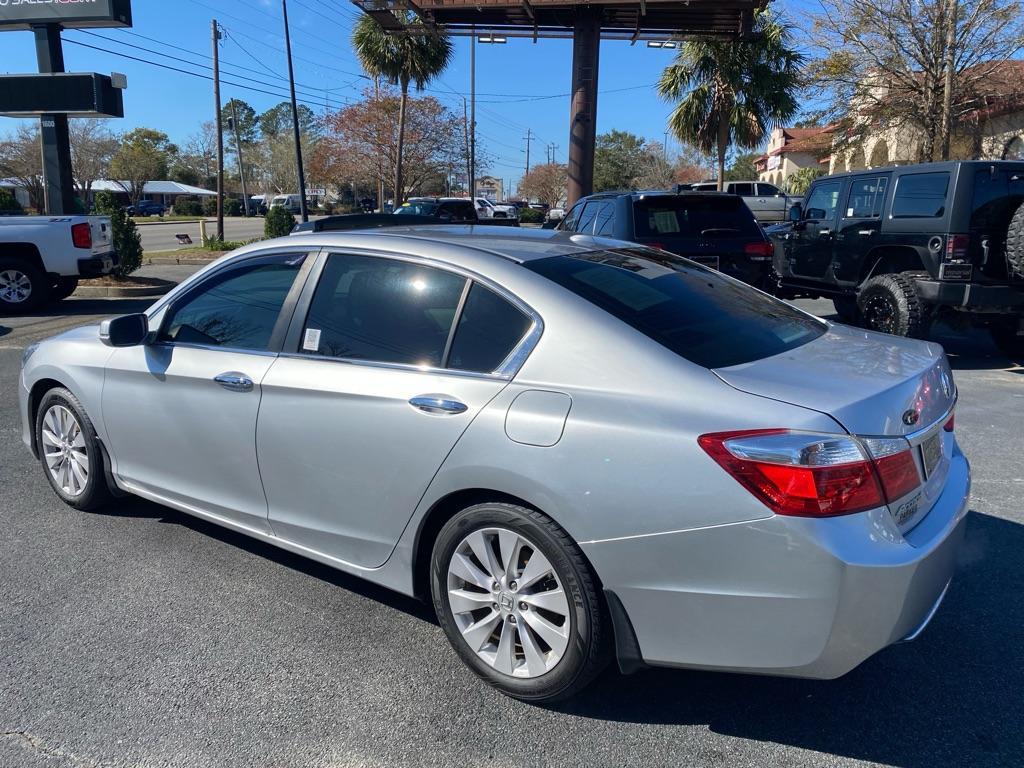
[352,14,453,204]
[658,11,803,190]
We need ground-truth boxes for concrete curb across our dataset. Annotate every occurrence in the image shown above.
[144,255,222,265]
[74,279,176,298]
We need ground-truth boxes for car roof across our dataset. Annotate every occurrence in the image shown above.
[578,190,736,202]
[280,224,608,264]
[809,159,1024,184]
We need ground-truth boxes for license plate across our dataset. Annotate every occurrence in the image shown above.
[939,263,972,281]
[920,433,942,479]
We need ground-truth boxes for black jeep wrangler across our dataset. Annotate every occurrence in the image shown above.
[771,160,1024,357]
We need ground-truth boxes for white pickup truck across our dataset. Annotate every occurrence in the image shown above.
[0,215,116,314]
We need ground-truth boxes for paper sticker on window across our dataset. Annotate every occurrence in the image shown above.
[303,328,321,351]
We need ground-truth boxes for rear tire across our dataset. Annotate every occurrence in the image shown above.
[832,295,861,324]
[857,272,931,338]
[35,387,112,511]
[431,502,611,702]
[50,277,79,302]
[1004,202,1024,279]
[0,257,50,315]
[991,318,1024,361]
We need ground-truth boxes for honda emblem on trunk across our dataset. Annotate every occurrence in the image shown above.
[902,409,920,426]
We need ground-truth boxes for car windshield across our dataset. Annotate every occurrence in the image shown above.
[395,202,439,216]
[525,248,825,368]
[633,196,759,238]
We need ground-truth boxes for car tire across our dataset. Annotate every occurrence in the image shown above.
[35,387,112,511]
[832,295,861,324]
[50,277,79,302]
[430,502,611,702]
[1004,202,1024,279]
[0,257,50,315]
[990,318,1024,361]
[857,272,931,338]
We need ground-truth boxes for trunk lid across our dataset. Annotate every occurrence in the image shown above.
[88,215,113,257]
[714,323,956,533]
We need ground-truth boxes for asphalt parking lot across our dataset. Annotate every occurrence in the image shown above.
[0,284,1022,767]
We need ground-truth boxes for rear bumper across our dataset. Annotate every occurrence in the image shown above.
[583,447,970,679]
[916,279,1024,311]
[77,252,118,278]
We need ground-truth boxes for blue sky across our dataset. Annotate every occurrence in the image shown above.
[0,0,812,185]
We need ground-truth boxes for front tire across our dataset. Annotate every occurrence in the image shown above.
[431,502,610,702]
[0,257,50,314]
[35,387,112,511]
[857,272,931,338]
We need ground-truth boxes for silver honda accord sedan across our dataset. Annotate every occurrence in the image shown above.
[19,226,969,701]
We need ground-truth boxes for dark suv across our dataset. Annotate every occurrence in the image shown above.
[557,191,775,288]
[773,160,1024,356]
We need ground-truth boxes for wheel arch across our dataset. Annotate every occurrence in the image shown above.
[1,242,47,275]
[859,245,927,284]
[27,377,67,458]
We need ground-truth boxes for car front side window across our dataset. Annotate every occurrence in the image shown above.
[158,253,307,351]
[803,181,843,221]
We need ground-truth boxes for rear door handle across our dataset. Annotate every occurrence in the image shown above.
[858,230,875,236]
[214,372,254,392]
[409,395,468,415]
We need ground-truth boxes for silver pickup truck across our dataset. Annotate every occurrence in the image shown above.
[0,215,116,314]
[690,181,795,224]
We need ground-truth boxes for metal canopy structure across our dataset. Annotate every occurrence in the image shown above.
[352,0,766,204]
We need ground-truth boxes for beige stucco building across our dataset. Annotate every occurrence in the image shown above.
[755,127,832,188]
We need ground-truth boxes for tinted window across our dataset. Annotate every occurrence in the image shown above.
[891,172,950,218]
[757,183,781,196]
[159,254,305,350]
[302,254,466,366]
[559,202,583,231]
[845,176,889,218]
[575,202,600,233]
[593,202,617,236]
[448,284,532,373]
[730,183,754,196]
[395,201,439,216]
[525,249,824,369]
[804,181,842,221]
[633,196,759,238]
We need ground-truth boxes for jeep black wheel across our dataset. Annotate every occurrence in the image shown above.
[1005,202,1024,279]
[857,272,931,338]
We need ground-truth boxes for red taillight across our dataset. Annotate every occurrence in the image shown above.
[71,222,92,249]
[743,241,775,260]
[646,241,667,251]
[945,234,969,261]
[699,429,923,518]
[943,413,955,432]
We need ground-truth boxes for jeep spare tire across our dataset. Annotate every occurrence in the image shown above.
[1005,201,1024,279]
[857,272,931,338]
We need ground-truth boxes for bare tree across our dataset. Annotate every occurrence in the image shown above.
[69,119,118,206]
[808,0,1024,162]
[0,124,44,211]
[519,163,569,208]
[173,121,218,189]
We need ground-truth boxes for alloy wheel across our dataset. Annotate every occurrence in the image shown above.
[41,405,90,497]
[0,269,32,304]
[446,527,571,678]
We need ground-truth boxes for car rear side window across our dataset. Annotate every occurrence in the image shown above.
[525,249,825,369]
[447,283,533,373]
[593,202,616,236]
[159,253,306,350]
[633,196,759,238]
[845,176,889,218]
[574,202,601,234]
[301,253,466,367]
[891,172,950,218]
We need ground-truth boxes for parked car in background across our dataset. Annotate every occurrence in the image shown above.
[124,200,166,217]
[771,160,1024,357]
[0,215,116,313]
[20,227,968,702]
[271,194,305,214]
[690,180,794,223]
[557,191,776,289]
[292,198,521,233]
[246,197,268,216]
[544,207,565,226]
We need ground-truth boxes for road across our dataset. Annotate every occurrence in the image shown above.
[0,286,1022,767]
[136,217,325,252]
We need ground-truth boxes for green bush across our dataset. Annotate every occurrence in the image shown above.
[94,191,143,277]
[0,189,23,214]
[224,197,243,217]
[264,205,296,238]
[203,238,247,251]
[173,196,203,216]
[202,197,218,216]
[517,207,543,224]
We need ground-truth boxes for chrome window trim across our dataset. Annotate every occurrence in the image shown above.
[146,340,280,358]
[290,247,545,380]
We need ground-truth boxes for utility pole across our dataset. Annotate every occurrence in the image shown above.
[212,19,224,241]
[940,0,958,161]
[469,29,476,201]
[462,97,471,197]
[523,128,533,174]
[282,0,309,222]
[229,101,250,217]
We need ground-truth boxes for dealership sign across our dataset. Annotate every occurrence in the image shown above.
[0,0,132,30]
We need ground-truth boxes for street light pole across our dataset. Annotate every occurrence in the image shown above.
[470,29,476,202]
[212,19,224,241]
[230,101,250,217]
[282,0,309,222]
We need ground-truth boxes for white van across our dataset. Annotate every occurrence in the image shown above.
[271,194,304,214]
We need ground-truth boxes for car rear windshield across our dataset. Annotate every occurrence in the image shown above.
[633,196,759,238]
[395,202,439,216]
[525,248,825,369]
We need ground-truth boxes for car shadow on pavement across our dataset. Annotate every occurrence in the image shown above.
[559,511,1021,768]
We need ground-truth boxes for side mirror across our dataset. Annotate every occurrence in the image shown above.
[788,203,803,222]
[100,313,149,347]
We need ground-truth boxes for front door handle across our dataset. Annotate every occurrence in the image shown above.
[214,372,254,392]
[858,230,875,236]
[409,395,468,415]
